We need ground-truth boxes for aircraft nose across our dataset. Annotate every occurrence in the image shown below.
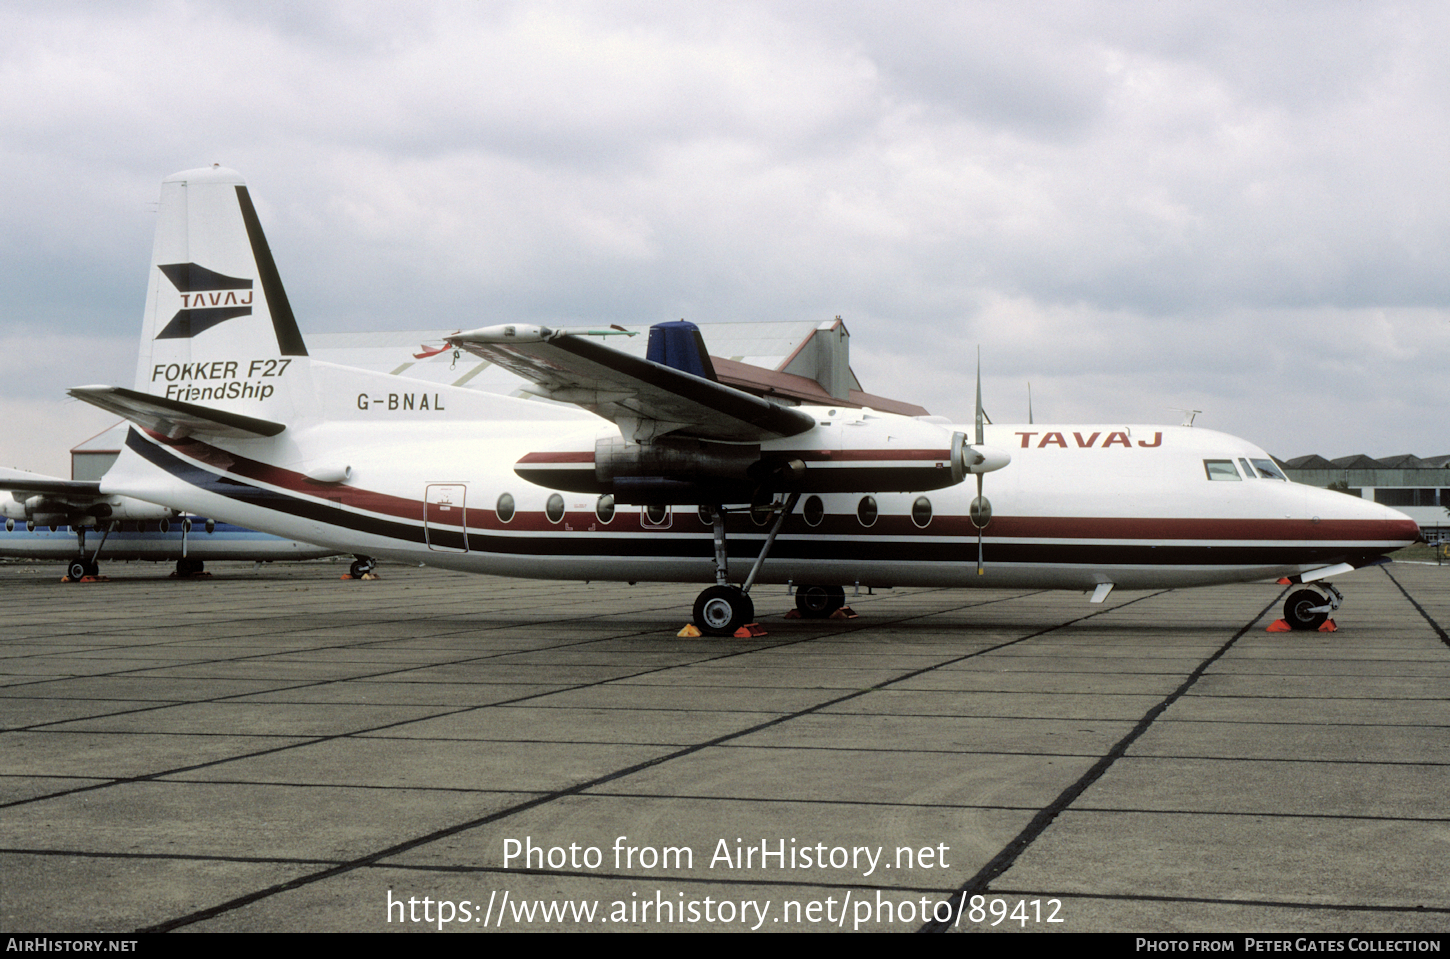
[1353,500,1421,548]
[1300,485,1421,550]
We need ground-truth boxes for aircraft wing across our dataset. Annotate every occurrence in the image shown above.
[67,386,286,440]
[0,467,102,500]
[448,325,815,443]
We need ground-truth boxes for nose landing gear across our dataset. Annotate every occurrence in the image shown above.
[1282,583,1343,630]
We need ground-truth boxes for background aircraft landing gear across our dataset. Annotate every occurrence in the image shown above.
[794,584,846,618]
[694,585,754,636]
[66,559,98,581]
[1283,584,1341,630]
[175,557,205,577]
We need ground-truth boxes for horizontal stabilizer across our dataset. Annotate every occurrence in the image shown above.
[449,324,815,443]
[68,386,286,440]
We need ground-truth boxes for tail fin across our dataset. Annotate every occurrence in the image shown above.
[131,165,311,425]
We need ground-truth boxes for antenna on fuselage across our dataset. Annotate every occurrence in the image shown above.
[1170,408,1201,427]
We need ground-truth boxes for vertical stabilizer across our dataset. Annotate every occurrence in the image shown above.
[133,165,311,424]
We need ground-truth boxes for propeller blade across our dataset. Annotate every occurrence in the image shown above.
[975,349,984,448]
[976,473,985,576]
[972,348,991,575]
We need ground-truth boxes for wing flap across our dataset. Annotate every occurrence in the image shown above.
[449,325,814,442]
[67,386,286,440]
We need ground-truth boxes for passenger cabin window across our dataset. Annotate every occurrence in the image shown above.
[802,495,825,527]
[911,496,933,528]
[857,496,878,527]
[1203,459,1241,481]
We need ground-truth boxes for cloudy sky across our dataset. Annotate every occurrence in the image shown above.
[3,0,1448,475]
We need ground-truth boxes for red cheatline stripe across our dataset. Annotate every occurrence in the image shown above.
[515,448,952,464]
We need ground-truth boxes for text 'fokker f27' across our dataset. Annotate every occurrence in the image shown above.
[71,167,1420,633]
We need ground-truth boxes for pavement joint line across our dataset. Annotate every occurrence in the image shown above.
[918,587,1287,933]
[1,630,834,810]
[1,607,837,729]
[1076,752,1450,767]
[14,586,1038,813]
[134,589,1170,932]
[1381,565,1450,647]
[1019,806,1450,823]
[984,886,1450,916]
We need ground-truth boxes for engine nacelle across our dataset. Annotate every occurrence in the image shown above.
[514,414,1010,505]
[1,493,174,525]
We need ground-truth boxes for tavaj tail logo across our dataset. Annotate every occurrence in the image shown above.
[154,263,253,340]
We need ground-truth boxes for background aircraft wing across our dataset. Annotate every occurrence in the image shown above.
[0,467,103,501]
[448,325,815,443]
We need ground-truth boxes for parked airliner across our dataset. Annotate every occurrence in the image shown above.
[70,166,1419,633]
[1,466,335,578]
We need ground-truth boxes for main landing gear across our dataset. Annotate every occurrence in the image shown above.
[694,585,754,636]
[348,555,378,579]
[64,522,113,582]
[1282,583,1343,630]
[67,558,99,581]
[174,557,206,577]
[793,584,846,618]
[692,494,799,636]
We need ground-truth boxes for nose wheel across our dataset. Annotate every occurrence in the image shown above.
[1282,584,1341,630]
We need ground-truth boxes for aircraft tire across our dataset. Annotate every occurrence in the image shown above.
[694,586,754,636]
[1283,588,1330,631]
[795,584,846,618]
[67,560,87,581]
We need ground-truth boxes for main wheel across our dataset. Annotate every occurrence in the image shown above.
[67,560,87,581]
[693,586,755,636]
[795,584,846,618]
[1283,588,1330,630]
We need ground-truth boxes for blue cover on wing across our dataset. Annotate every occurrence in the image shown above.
[646,321,717,381]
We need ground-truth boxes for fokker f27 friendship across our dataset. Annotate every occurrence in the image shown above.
[70,166,1420,633]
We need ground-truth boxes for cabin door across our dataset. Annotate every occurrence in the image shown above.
[424,484,469,552]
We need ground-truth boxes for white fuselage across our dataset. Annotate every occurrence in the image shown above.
[99,372,1419,593]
